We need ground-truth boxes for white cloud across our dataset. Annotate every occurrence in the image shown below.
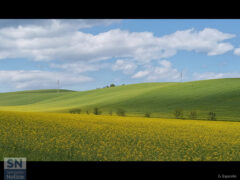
[132,60,180,81]
[158,28,235,56]
[50,62,108,73]
[112,59,137,74]
[132,70,150,78]
[193,72,240,80]
[158,60,171,68]
[0,19,121,30]
[233,47,240,56]
[0,21,235,63]
[147,61,180,81]
[0,70,92,90]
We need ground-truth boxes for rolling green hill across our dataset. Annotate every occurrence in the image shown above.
[1,78,240,121]
[0,89,74,106]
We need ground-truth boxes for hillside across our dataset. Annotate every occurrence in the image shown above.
[1,78,240,121]
[0,89,74,106]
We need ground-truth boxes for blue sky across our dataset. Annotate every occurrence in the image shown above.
[0,19,240,92]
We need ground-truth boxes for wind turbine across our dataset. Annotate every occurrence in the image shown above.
[57,80,60,93]
[180,71,183,82]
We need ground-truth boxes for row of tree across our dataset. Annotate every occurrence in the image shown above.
[69,108,217,120]
[69,108,126,116]
[174,109,216,120]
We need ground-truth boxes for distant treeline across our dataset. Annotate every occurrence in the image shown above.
[173,109,216,120]
[96,83,125,89]
[69,108,217,121]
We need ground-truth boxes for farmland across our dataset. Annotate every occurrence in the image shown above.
[1,78,240,161]
[1,78,240,121]
[0,111,239,161]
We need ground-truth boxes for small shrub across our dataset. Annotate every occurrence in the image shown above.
[109,110,113,116]
[69,108,81,114]
[93,107,101,115]
[116,109,125,116]
[86,110,89,114]
[145,112,151,118]
[189,111,197,120]
[208,112,216,120]
[110,83,116,87]
[174,109,183,119]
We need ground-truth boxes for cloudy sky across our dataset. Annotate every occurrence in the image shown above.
[1,19,240,92]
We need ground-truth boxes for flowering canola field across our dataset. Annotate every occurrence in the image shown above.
[0,111,239,161]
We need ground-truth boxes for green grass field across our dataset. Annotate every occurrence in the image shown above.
[1,111,239,161]
[1,78,240,121]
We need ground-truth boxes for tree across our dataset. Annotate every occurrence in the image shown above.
[93,107,101,115]
[110,83,116,87]
[174,109,183,119]
[116,109,125,116]
[86,110,89,114]
[189,111,197,120]
[109,110,113,116]
[144,112,151,118]
[208,112,216,120]
[69,108,81,114]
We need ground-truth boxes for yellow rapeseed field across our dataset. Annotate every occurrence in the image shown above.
[0,111,239,161]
